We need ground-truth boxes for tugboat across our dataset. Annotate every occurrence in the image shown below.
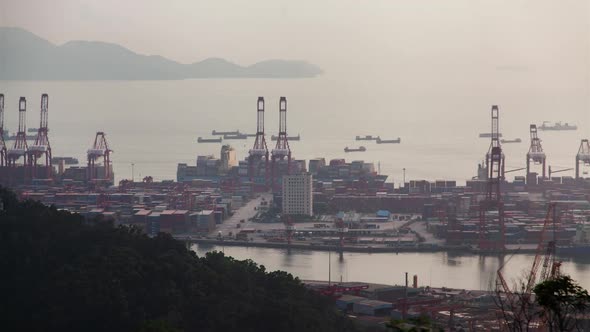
[344,146,367,153]
[198,137,223,143]
[538,121,577,131]
[376,137,401,144]
[356,135,378,141]
[500,138,522,143]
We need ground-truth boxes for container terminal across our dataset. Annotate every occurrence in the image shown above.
[1,95,590,256]
[1,95,590,330]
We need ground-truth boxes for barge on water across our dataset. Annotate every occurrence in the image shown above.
[376,137,401,144]
[538,121,577,131]
[500,138,522,143]
[212,130,240,136]
[356,135,378,141]
[224,133,248,140]
[198,137,223,143]
[271,134,300,141]
[344,146,367,153]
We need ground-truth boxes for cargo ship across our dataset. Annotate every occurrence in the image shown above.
[223,133,248,140]
[479,133,503,138]
[538,121,577,131]
[355,135,378,141]
[500,138,522,143]
[271,134,301,141]
[212,130,240,136]
[198,137,223,143]
[344,146,366,153]
[376,137,401,144]
[558,223,590,255]
[51,157,79,165]
[557,245,590,255]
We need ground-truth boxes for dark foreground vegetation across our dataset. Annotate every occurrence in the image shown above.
[0,187,357,332]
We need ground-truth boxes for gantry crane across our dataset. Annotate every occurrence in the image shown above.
[479,105,505,250]
[575,139,590,179]
[0,94,6,167]
[6,97,28,167]
[87,132,112,183]
[526,124,546,182]
[248,97,269,189]
[27,94,52,179]
[271,97,292,192]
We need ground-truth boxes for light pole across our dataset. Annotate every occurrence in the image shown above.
[403,168,406,184]
[131,163,135,182]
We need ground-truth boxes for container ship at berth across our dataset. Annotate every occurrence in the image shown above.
[558,223,590,255]
[344,146,366,153]
[538,121,577,131]
[51,157,79,165]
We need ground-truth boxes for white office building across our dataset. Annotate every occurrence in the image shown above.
[282,172,313,216]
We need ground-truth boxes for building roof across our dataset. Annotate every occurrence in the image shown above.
[134,209,152,216]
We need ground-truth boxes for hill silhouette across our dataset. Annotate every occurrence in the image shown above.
[0,186,357,332]
[0,27,322,80]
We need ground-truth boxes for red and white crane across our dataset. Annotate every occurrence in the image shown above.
[526,124,546,181]
[6,97,28,167]
[87,132,112,182]
[271,97,292,191]
[27,94,52,179]
[479,105,506,251]
[0,94,6,167]
[575,139,590,179]
[248,97,269,188]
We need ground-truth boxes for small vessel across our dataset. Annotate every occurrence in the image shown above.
[355,135,378,141]
[479,133,503,138]
[500,138,522,143]
[51,157,79,165]
[271,134,301,141]
[224,133,248,140]
[212,130,240,136]
[538,121,577,131]
[376,137,401,144]
[27,128,39,133]
[198,137,223,143]
[344,146,366,153]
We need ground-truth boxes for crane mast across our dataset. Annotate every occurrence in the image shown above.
[248,97,269,189]
[271,97,292,191]
[0,94,5,167]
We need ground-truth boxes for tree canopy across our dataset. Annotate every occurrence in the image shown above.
[0,187,358,332]
[533,275,590,332]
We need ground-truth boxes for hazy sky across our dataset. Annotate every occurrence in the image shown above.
[2,0,589,75]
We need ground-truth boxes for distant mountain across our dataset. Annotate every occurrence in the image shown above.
[0,27,323,80]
